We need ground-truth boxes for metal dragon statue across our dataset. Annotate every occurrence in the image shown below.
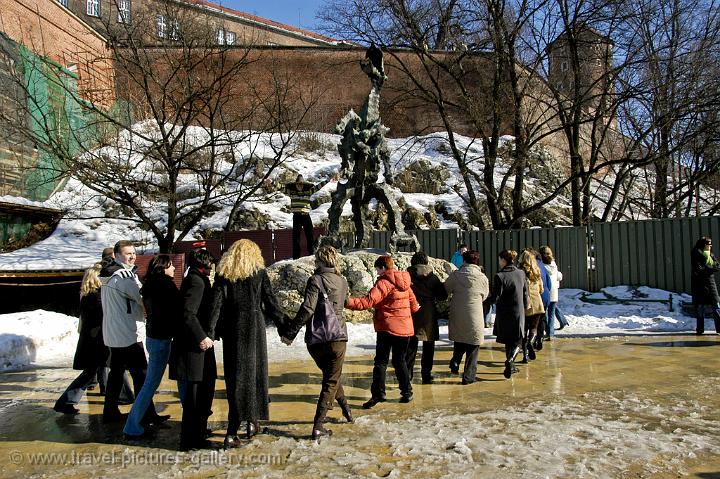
[322,44,420,253]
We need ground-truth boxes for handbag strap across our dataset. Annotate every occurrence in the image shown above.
[316,274,330,300]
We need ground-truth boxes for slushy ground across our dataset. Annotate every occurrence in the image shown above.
[0,335,719,478]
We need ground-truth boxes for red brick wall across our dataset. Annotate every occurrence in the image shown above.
[0,0,115,108]
[117,46,513,138]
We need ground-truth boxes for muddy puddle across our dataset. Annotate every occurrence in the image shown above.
[0,335,718,478]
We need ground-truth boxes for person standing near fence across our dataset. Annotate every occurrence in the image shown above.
[690,236,720,335]
[273,174,332,259]
[539,246,569,338]
[534,250,552,352]
[281,245,352,439]
[488,250,528,379]
[451,243,468,269]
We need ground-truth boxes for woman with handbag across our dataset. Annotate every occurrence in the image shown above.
[282,245,351,439]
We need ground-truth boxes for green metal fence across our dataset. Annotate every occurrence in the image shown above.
[591,216,720,295]
[463,226,589,290]
[356,216,720,294]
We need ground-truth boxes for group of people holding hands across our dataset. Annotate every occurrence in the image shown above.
[53,238,569,450]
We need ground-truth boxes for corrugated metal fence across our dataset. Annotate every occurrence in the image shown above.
[464,226,590,291]
[175,216,720,294]
[592,216,720,295]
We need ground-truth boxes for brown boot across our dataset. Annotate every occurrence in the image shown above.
[312,405,333,439]
[337,397,354,423]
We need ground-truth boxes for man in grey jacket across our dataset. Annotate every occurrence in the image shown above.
[101,240,167,426]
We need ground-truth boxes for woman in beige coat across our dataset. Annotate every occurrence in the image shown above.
[519,249,545,363]
[444,250,489,384]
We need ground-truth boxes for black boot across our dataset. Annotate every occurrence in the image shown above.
[312,405,333,439]
[533,333,544,351]
[520,338,529,364]
[527,333,536,361]
[504,346,520,379]
[337,397,354,423]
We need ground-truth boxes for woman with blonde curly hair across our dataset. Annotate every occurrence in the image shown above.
[519,249,545,364]
[210,239,288,449]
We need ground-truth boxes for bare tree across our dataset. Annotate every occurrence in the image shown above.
[0,0,317,252]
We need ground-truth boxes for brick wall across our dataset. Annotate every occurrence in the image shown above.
[0,0,115,108]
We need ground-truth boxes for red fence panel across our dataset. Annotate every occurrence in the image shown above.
[135,254,185,289]
[223,230,274,265]
[273,227,326,261]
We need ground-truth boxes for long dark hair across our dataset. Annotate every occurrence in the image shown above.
[144,254,172,281]
[189,249,214,270]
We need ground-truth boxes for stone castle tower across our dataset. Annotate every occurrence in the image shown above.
[547,28,615,123]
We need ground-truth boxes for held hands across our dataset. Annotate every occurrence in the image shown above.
[281,336,293,346]
[199,337,214,351]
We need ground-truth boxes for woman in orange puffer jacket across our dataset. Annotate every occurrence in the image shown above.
[346,256,420,408]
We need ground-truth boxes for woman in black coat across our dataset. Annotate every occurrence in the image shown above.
[54,263,109,414]
[282,245,351,439]
[487,250,529,379]
[123,254,177,438]
[690,236,720,335]
[170,249,217,451]
[209,239,287,449]
[405,251,447,384]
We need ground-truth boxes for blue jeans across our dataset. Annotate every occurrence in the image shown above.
[546,302,569,337]
[694,304,720,334]
[123,337,171,436]
[55,368,97,407]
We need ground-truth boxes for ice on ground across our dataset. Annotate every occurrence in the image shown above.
[0,285,707,372]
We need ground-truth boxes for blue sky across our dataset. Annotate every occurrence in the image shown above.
[219,1,325,30]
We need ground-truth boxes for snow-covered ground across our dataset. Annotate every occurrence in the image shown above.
[0,286,706,372]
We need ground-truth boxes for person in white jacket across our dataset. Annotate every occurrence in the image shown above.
[101,240,167,426]
[539,246,569,338]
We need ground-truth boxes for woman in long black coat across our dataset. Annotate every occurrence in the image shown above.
[488,249,529,379]
[170,249,217,451]
[210,239,287,448]
[690,236,720,335]
[405,251,447,384]
[54,263,109,414]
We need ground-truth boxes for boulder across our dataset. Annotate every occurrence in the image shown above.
[266,250,454,324]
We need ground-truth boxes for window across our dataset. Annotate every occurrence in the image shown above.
[560,61,569,72]
[156,15,166,39]
[117,0,131,23]
[58,0,68,7]
[216,29,236,45]
[157,15,179,40]
[86,0,100,17]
